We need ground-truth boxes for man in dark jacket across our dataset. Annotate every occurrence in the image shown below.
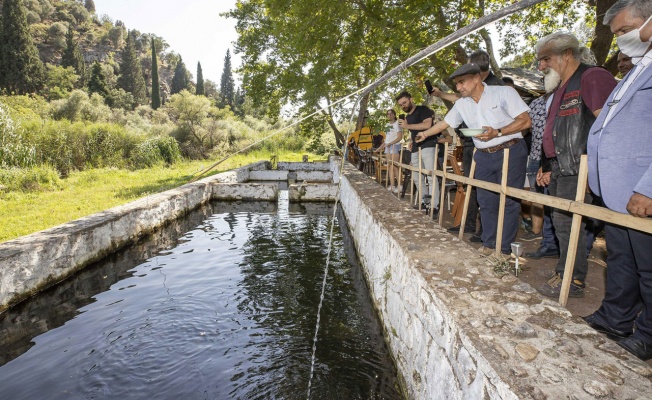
[534,32,617,298]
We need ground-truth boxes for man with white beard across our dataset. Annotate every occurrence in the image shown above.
[534,32,617,298]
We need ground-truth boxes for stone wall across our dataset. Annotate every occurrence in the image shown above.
[337,161,652,399]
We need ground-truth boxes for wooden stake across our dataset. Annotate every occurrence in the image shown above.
[418,147,423,210]
[459,150,477,240]
[438,142,449,225]
[430,145,439,219]
[495,148,510,256]
[559,155,589,306]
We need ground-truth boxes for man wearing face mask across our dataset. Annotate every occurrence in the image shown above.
[534,32,617,299]
[582,0,652,361]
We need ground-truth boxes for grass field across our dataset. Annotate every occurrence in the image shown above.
[0,151,318,243]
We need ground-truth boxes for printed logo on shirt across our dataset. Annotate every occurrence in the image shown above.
[563,90,580,99]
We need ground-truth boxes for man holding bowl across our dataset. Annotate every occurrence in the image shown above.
[416,63,531,257]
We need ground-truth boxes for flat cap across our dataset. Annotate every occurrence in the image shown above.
[449,63,481,80]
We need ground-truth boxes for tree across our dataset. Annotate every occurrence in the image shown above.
[84,0,96,14]
[151,38,161,109]
[196,62,205,96]
[219,49,235,107]
[117,30,147,106]
[88,61,109,97]
[61,28,86,85]
[227,0,618,147]
[44,64,79,99]
[168,90,221,158]
[234,86,245,116]
[0,0,45,94]
[171,57,190,94]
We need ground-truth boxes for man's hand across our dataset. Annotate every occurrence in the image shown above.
[429,87,443,98]
[626,193,652,218]
[415,132,426,143]
[475,126,498,142]
[398,119,407,129]
[536,167,551,186]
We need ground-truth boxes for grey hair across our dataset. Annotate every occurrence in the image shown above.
[578,47,597,65]
[535,31,596,64]
[605,0,652,25]
[468,50,490,72]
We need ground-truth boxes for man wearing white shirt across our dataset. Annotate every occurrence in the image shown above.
[583,0,652,361]
[417,63,531,256]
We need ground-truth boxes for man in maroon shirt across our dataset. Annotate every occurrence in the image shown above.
[534,32,617,298]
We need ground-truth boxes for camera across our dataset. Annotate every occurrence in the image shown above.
[399,114,406,120]
[425,79,434,94]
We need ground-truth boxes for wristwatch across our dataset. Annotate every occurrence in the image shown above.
[497,129,503,137]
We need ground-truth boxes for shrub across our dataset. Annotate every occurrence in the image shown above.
[50,90,112,122]
[84,123,131,168]
[0,102,37,168]
[51,89,88,121]
[130,136,181,169]
[0,165,61,192]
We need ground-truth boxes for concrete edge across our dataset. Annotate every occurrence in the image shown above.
[337,161,652,399]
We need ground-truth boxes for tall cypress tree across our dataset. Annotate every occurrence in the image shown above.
[88,61,108,97]
[0,0,45,94]
[61,28,86,84]
[171,57,190,94]
[196,62,205,96]
[220,49,235,107]
[150,38,161,109]
[84,0,96,13]
[117,31,147,106]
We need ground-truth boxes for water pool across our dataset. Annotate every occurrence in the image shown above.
[0,199,401,399]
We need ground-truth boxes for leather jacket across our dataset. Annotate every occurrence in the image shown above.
[543,63,597,176]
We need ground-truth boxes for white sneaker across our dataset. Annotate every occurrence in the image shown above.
[387,185,392,191]
[392,186,398,194]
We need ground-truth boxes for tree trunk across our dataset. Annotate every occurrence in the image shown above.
[355,93,370,131]
[325,112,345,148]
[603,51,619,76]
[591,0,618,66]
[480,28,502,78]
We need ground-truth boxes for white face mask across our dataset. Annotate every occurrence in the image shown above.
[617,14,652,58]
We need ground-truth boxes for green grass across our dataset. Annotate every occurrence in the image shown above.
[0,151,319,243]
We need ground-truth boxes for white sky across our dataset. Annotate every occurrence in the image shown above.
[93,0,241,85]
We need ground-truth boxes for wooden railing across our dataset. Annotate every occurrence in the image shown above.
[370,143,652,306]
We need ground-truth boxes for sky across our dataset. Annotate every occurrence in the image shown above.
[94,0,241,85]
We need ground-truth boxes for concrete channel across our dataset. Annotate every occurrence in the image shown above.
[1,157,651,399]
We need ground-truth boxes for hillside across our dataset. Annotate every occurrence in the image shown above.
[13,0,190,101]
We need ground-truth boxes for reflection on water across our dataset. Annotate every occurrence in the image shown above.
[0,200,401,400]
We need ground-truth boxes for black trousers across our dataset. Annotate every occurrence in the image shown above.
[594,223,652,344]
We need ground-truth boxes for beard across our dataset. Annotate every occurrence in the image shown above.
[401,103,413,113]
[543,68,562,93]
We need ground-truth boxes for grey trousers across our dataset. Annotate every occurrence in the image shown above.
[410,147,439,208]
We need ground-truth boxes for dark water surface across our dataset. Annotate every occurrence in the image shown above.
[0,198,401,400]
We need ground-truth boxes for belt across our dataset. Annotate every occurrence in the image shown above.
[479,138,520,153]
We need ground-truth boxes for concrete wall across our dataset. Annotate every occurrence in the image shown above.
[337,161,652,399]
